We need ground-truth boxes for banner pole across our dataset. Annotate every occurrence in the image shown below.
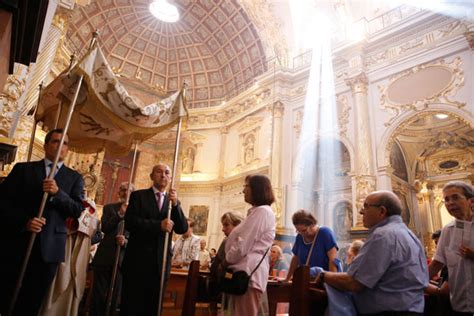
[26,82,43,162]
[157,84,187,316]
[105,141,139,316]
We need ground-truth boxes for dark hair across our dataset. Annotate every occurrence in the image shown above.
[375,191,403,217]
[292,209,317,226]
[432,230,441,240]
[187,219,195,227]
[44,128,64,144]
[443,181,474,199]
[245,174,275,206]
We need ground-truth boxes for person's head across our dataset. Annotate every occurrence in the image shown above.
[346,240,364,265]
[442,181,473,221]
[118,182,135,202]
[242,174,275,206]
[44,128,69,161]
[431,230,442,245]
[200,239,207,250]
[183,219,194,238]
[292,209,318,240]
[150,163,171,191]
[221,211,244,237]
[270,244,283,262]
[359,190,402,229]
[210,248,217,257]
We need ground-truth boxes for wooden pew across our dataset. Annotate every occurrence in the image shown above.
[267,266,327,316]
[182,260,200,316]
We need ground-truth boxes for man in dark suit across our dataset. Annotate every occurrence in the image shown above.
[0,128,85,316]
[120,163,188,316]
[90,182,134,316]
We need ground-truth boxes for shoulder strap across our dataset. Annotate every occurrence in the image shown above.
[249,247,270,276]
[305,226,320,266]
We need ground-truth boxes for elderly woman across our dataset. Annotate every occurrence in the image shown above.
[269,245,289,277]
[285,209,338,281]
[346,239,364,266]
[224,174,276,315]
[210,212,244,281]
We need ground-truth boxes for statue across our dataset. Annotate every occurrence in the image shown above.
[244,135,255,164]
[182,147,195,174]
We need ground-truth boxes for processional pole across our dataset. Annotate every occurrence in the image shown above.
[105,141,139,316]
[7,31,99,316]
[53,54,76,130]
[157,84,187,316]
[26,82,43,162]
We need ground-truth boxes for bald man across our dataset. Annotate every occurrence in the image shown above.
[316,191,428,315]
[120,164,188,316]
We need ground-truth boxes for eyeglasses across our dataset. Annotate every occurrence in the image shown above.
[361,203,383,210]
[295,226,311,234]
[443,194,467,204]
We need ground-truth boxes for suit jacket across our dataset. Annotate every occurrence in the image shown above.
[92,202,128,267]
[121,188,188,277]
[0,160,84,263]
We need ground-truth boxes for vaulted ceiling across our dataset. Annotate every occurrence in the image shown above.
[65,0,268,109]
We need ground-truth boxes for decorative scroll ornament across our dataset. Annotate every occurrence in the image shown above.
[379,57,465,127]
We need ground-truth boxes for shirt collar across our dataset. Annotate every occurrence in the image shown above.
[152,186,166,196]
[44,158,64,170]
[369,215,403,234]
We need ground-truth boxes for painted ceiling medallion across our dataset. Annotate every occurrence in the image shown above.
[379,57,465,126]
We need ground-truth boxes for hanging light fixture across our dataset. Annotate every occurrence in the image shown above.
[149,0,180,23]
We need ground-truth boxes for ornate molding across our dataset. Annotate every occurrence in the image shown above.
[0,64,29,137]
[379,57,465,127]
[187,88,271,128]
[364,20,468,68]
[336,95,350,137]
[345,73,368,94]
[464,31,474,50]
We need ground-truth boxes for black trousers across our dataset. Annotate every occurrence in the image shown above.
[120,265,167,316]
[0,241,58,316]
[90,266,122,316]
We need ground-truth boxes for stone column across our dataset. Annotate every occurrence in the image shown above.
[345,73,376,227]
[218,126,229,179]
[21,9,68,117]
[271,101,284,227]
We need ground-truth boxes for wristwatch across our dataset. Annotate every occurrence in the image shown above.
[319,271,325,283]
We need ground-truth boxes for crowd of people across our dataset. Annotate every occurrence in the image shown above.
[0,128,472,316]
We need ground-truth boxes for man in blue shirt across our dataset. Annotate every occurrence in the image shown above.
[317,190,428,315]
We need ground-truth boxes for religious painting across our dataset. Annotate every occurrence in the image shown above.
[189,205,209,236]
[390,142,408,181]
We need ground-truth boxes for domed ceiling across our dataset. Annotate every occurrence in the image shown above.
[65,0,268,109]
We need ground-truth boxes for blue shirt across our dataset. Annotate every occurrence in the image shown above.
[292,226,338,271]
[347,215,428,314]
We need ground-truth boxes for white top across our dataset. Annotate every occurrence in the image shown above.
[434,219,474,313]
[199,249,211,266]
[225,205,275,292]
[172,234,200,265]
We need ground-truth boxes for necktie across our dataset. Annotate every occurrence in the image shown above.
[48,163,57,177]
[156,192,164,211]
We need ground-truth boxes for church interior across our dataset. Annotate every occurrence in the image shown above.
[0,0,473,313]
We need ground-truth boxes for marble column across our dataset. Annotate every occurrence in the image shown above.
[271,101,284,227]
[345,73,376,227]
[218,126,229,179]
[21,10,68,117]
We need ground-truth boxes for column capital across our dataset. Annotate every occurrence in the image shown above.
[345,72,368,94]
[52,7,73,31]
[273,100,284,118]
[464,31,474,51]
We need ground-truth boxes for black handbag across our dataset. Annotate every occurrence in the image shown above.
[221,248,270,296]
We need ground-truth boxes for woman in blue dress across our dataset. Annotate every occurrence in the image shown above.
[285,209,339,281]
